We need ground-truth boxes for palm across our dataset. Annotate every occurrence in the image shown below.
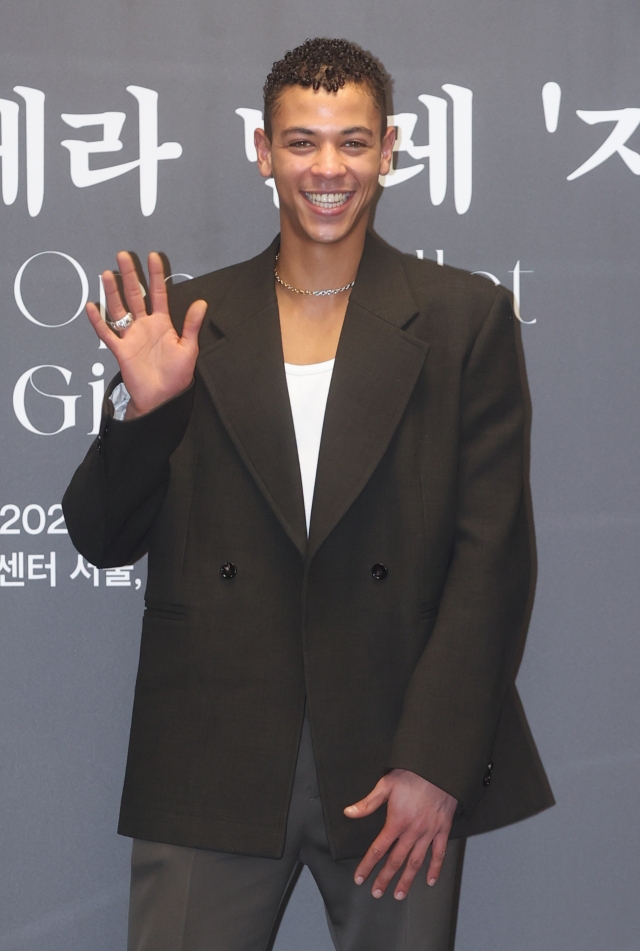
[86,251,208,417]
[114,308,192,407]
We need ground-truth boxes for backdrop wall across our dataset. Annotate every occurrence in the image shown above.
[1,1,639,949]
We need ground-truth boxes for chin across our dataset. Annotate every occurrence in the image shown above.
[301,214,362,245]
[305,228,349,245]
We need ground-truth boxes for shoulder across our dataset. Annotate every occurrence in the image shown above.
[394,244,506,311]
[166,241,276,333]
[377,239,515,342]
[167,248,266,313]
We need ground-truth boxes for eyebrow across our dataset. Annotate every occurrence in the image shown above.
[341,127,375,136]
[281,126,375,137]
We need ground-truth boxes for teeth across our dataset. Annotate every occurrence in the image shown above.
[304,192,351,208]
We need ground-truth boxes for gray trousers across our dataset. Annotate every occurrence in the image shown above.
[128,714,465,951]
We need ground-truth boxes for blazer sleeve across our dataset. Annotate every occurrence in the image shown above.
[62,374,194,568]
[389,285,531,818]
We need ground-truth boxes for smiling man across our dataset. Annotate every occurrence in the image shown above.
[63,37,553,951]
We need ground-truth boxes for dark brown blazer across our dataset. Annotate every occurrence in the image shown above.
[62,232,553,861]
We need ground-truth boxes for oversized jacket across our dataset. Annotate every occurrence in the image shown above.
[62,231,554,861]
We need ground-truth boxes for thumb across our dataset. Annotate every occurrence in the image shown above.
[344,781,389,818]
[181,299,208,345]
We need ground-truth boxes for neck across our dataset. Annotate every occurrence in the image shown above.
[276,215,368,293]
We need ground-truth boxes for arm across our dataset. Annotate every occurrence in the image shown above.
[62,376,194,567]
[390,286,530,807]
[62,252,207,567]
[346,286,530,896]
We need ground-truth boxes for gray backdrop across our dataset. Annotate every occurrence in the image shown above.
[1,0,639,948]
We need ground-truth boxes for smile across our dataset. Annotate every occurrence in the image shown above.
[303,192,353,209]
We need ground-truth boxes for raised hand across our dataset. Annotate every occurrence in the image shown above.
[344,768,458,900]
[86,251,208,419]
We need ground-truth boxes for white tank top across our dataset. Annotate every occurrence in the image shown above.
[284,359,335,534]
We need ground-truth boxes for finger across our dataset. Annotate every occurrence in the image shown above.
[425,831,449,887]
[181,299,208,346]
[344,782,388,819]
[86,301,122,355]
[392,835,431,900]
[353,825,400,885]
[101,269,128,323]
[116,251,148,319]
[147,252,170,316]
[370,835,414,898]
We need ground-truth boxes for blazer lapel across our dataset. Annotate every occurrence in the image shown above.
[196,240,308,556]
[194,233,428,561]
[307,233,429,560]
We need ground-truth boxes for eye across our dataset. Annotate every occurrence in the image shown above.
[343,139,368,149]
[287,139,314,149]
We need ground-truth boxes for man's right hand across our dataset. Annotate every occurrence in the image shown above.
[86,250,208,419]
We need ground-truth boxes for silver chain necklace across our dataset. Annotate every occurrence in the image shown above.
[274,254,356,297]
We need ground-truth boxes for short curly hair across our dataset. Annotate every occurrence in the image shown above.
[263,38,388,138]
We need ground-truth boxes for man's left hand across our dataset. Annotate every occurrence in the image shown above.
[344,769,458,900]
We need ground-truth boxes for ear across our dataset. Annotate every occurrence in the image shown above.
[254,128,273,179]
[378,124,396,177]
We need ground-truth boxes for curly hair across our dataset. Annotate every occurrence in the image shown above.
[263,38,388,138]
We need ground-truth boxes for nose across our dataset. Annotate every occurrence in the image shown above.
[311,143,346,180]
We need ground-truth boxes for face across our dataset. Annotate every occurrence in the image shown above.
[255,83,395,246]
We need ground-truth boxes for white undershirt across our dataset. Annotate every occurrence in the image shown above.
[285,359,334,534]
[111,359,335,534]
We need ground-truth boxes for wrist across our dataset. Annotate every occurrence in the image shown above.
[124,400,144,420]
[123,381,194,421]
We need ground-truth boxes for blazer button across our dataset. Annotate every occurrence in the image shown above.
[483,761,494,786]
[371,563,388,581]
[220,562,237,580]
[96,436,102,454]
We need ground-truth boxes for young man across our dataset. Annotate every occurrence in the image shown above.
[63,38,553,951]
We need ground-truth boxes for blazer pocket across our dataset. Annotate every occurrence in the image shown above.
[419,604,439,621]
[143,602,188,622]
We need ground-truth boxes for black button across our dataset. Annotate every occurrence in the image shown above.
[220,562,237,580]
[96,436,102,454]
[483,762,494,786]
[371,563,388,581]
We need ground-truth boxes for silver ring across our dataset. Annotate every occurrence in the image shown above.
[106,312,134,331]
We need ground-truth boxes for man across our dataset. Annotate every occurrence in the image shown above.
[63,38,553,951]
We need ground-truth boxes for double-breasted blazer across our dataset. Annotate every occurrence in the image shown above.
[63,231,553,861]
